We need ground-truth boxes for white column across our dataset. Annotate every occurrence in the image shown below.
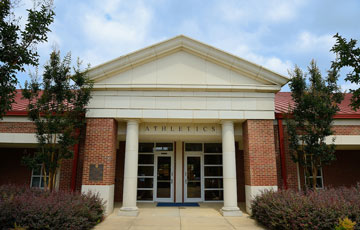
[119,120,139,216]
[221,120,242,216]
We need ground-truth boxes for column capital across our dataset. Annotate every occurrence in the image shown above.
[125,119,140,125]
[220,120,235,125]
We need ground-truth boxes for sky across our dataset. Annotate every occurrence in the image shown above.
[14,0,360,91]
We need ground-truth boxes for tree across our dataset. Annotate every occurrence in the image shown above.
[0,0,54,119]
[22,50,93,191]
[286,60,343,189]
[331,34,360,110]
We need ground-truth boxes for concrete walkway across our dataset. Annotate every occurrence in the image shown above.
[94,203,265,230]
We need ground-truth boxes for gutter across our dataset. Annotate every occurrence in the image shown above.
[277,118,288,189]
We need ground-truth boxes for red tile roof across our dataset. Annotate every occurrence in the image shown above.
[275,92,360,115]
[5,90,360,117]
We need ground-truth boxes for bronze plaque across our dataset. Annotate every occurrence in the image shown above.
[89,164,103,181]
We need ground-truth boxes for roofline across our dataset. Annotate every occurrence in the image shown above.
[275,113,360,119]
[87,35,290,87]
[6,111,360,119]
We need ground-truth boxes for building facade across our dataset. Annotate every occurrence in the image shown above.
[1,36,359,216]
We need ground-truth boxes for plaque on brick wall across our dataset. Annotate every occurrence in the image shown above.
[89,164,103,181]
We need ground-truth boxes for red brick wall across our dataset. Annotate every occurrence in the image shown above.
[114,141,125,202]
[243,120,278,186]
[278,123,360,190]
[333,126,360,135]
[0,120,81,191]
[0,122,36,133]
[0,148,33,186]
[82,118,117,186]
[75,134,86,192]
[59,159,73,191]
[274,124,299,190]
[323,150,360,187]
[235,144,245,202]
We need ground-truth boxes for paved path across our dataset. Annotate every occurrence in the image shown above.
[94,203,265,230]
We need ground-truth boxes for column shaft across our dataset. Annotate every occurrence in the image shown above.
[221,121,242,216]
[119,120,139,216]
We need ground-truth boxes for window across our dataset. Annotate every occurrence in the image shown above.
[203,148,223,201]
[30,164,49,189]
[304,165,324,189]
[137,151,154,201]
[185,143,203,152]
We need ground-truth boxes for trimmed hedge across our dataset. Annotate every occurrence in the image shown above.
[251,186,360,230]
[0,184,104,230]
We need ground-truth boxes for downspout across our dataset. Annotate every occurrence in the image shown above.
[277,118,288,189]
[71,130,80,192]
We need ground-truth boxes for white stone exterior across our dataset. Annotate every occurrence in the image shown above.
[245,185,278,214]
[83,35,288,216]
[82,185,115,216]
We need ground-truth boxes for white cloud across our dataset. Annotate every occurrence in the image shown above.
[295,31,334,53]
[79,0,153,66]
[341,83,359,92]
[233,44,292,76]
[216,0,308,24]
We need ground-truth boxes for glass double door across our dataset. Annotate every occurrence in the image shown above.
[155,153,174,202]
[184,155,203,202]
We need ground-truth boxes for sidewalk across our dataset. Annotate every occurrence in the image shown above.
[94,203,265,230]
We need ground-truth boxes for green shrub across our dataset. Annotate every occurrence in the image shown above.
[251,185,360,230]
[0,184,105,230]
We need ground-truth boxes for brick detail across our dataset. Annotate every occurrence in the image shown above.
[114,141,125,202]
[0,148,33,186]
[0,122,36,133]
[274,124,299,190]
[75,136,86,192]
[235,144,245,202]
[333,126,360,135]
[81,118,117,185]
[59,159,73,191]
[243,120,277,186]
[277,124,360,190]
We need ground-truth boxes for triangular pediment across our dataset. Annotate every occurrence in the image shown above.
[88,35,289,92]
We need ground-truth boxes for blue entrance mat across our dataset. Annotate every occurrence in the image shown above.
[156,202,199,207]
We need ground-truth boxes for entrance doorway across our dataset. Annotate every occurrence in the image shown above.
[155,152,174,202]
[184,154,203,202]
[184,143,224,202]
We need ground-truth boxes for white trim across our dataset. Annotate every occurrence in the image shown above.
[86,109,275,120]
[333,119,360,126]
[92,84,282,92]
[325,135,360,145]
[88,35,289,88]
[1,117,32,122]
[0,133,37,144]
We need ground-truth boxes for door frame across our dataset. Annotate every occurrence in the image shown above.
[184,152,204,202]
[154,151,174,202]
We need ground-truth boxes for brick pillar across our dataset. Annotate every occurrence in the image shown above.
[81,118,117,215]
[243,120,278,213]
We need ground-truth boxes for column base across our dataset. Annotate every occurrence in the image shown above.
[118,207,139,217]
[220,207,242,217]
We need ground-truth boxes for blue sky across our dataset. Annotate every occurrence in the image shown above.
[15,0,360,91]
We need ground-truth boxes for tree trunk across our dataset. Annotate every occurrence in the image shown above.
[312,164,318,189]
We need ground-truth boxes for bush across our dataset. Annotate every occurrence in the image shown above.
[251,186,360,230]
[0,184,105,230]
